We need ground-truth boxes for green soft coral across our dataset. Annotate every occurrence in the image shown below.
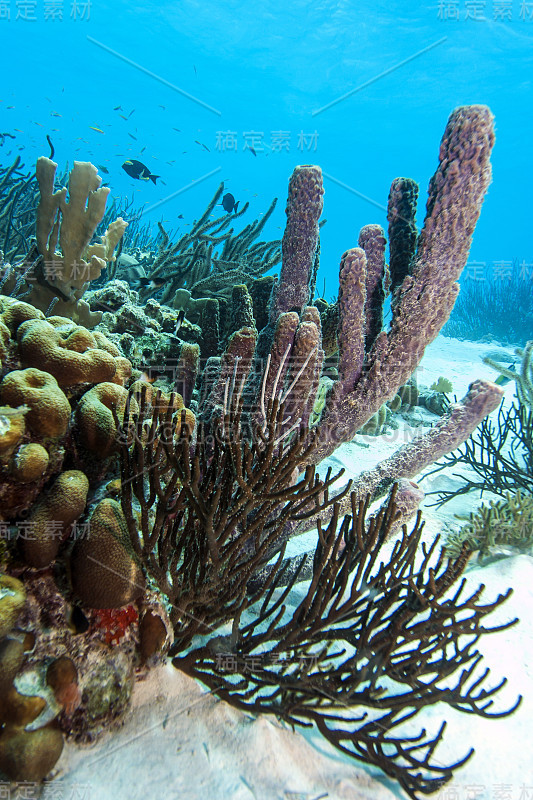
[430,376,453,393]
[445,488,533,559]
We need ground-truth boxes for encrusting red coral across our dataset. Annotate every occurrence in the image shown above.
[91,605,139,646]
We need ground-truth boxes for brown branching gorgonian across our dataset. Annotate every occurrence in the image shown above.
[116,374,347,653]
[116,373,520,799]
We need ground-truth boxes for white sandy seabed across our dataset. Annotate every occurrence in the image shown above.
[40,336,533,800]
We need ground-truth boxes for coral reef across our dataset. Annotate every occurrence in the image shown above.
[1,158,127,327]
[0,104,519,797]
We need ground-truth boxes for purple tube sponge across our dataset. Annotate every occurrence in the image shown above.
[268,165,324,322]
[314,105,496,462]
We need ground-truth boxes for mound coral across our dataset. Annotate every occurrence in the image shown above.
[21,470,89,568]
[70,498,145,608]
[0,368,70,437]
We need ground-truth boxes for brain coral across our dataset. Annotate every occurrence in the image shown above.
[0,368,71,438]
[0,297,43,334]
[21,470,89,568]
[16,318,119,386]
[9,443,50,483]
[70,498,145,608]
[75,382,130,458]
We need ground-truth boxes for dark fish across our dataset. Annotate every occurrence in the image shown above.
[171,309,186,337]
[114,105,123,111]
[132,276,166,290]
[222,192,239,213]
[128,133,138,140]
[172,127,181,132]
[177,214,184,219]
[194,140,210,152]
[70,605,90,635]
[128,109,135,118]
[98,164,109,174]
[248,146,257,157]
[122,159,160,184]
[117,257,146,286]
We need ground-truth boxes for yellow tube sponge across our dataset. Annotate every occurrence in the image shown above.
[129,380,196,437]
[21,470,89,569]
[70,498,145,608]
[86,217,129,266]
[0,369,70,438]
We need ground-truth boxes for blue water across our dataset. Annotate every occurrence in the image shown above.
[2,0,532,294]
